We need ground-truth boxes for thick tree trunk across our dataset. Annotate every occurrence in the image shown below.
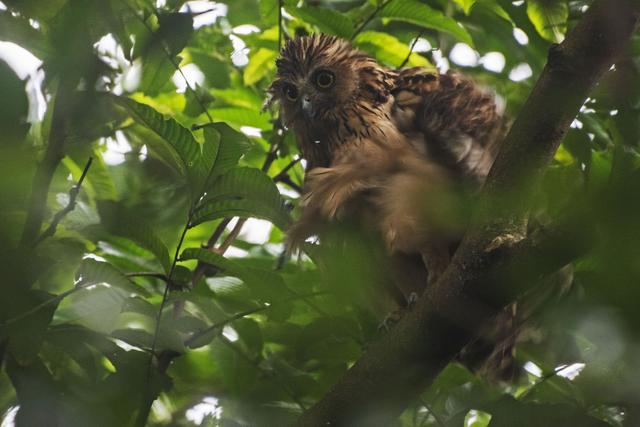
[296,1,640,425]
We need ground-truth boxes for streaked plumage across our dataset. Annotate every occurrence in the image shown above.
[269,34,504,304]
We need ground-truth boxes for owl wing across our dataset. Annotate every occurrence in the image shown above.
[392,68,505,184]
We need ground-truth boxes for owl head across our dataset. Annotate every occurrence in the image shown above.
[268,34,387,126]
[268,34,396,167]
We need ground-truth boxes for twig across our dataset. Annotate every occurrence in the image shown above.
[192,123,286,282]
[399,31,425,69]
[0,267,168,330]
[35,157,93,245]
[0,283,85,328]
[207,218,232,248]
[136,208,195,427]
[517,363,582,402]
[184,291,327,347]
[216,218,247,254]
[125,272,170,281]
[273,155,302,182]
[119,0,213,123]
[350,0,393,41]
[276,175,303,194]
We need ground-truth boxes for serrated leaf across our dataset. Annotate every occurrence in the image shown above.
[379,0,473,46]
[244,48,278,86]
[286,5,354,38]
[191,167,291,230]
[354,31,433,68]
[526,0,568,43]
[201,123,251,186]
[115,96,209,197]
[116,96,198,172]
[77,258,150,297]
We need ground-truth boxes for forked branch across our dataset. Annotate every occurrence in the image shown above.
[297,1,640,424]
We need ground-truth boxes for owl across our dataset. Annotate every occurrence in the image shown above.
[268,34,504,307]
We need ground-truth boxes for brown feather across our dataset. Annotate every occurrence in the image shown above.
[270,34,505,301]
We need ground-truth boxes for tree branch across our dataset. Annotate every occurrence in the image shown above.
[350,0,393,41]
[399,31,425,69]
[20,77,77,247]
[34,157,92,245]
[296,1,639,424]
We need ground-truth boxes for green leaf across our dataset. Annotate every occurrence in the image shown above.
[63,154,117,201]
[354,31,433,69]
[259,0,279,26]
[76,259,150,297]
[188,49,232,89]
[453,0,476,14]
[156,12,194,56]
[115,96,207,196]
[2,289,59,364]
[58,285,128,334]
[286,5,355,38]
[180,248,289,302]
[98,201,172,273]
[191,167,291,230]
[478,0,514,24]
[210,107,272,130]
[459,0,513,24]
[234,318,263,356]
[210,338,258,393]
[183,83,215,117]
[526,0,568,43]
[139,50,177,96]
[2,0,68,21]
[379,0,474,46]
[211,88,264,110]
[244,48,278,86]
[201,123,251,185]
[0,13,50,57]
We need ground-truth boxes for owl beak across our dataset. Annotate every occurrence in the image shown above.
[302,96,314,118]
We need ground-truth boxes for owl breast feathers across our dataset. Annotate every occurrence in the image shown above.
[268,34,505,297]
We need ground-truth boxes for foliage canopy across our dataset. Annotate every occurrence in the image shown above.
[0,0,639,426]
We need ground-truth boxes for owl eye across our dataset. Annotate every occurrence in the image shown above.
[283,84,299,101]
[314,70,335,89]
